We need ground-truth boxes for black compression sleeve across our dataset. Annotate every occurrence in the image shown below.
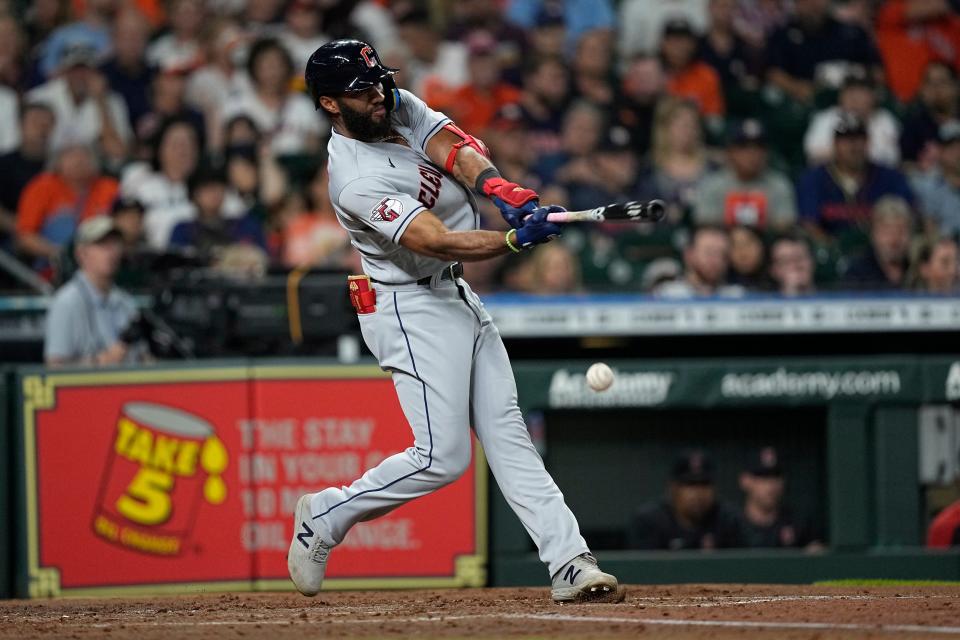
[474,167,501,195]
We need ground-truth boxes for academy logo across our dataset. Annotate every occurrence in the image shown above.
[548,368,673,407]
[371,198,403,222]
[721,368,901,399]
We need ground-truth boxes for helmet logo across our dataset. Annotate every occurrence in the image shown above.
[360,46,376,68]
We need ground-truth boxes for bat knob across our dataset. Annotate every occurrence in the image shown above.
[646,199,666,222]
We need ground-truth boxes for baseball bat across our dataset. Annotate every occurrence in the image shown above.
[543,199,666,224]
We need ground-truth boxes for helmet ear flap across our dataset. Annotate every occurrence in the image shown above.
[382,75,399,113]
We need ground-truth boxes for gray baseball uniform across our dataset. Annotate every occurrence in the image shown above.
[310,89,588,577]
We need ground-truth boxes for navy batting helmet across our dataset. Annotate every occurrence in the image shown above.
[305,39,399,111]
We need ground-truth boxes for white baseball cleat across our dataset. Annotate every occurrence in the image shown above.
[551,553,625,603]
[287,494,334,596]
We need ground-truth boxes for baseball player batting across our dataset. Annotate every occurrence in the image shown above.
[287,39,623,604]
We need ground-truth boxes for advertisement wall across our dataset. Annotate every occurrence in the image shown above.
[15,364,486,597]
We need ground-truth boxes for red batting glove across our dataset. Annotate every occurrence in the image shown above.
[481,177,540,228]
[481,177,539,208]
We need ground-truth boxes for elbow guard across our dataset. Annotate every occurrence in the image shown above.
[442,123,490,173]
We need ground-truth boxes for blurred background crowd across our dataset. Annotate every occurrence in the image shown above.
[0,0,959,298]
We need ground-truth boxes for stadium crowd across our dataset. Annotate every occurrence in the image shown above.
[0,0,958,296]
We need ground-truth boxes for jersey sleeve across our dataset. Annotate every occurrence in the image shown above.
[391,88,452,152]
[337,176,427,244]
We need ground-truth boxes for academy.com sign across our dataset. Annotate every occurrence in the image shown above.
[721,367,902,400]
[549,369,673,407]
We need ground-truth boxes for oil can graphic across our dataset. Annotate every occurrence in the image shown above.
[92,402,228,556]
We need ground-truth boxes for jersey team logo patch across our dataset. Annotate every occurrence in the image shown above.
[371,197,403,222]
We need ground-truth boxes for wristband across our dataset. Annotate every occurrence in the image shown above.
[505,228,522,253]
[475,167,501,195]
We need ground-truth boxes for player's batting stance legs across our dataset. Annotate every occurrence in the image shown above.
[306,282,587,569]
[288,39,621,603]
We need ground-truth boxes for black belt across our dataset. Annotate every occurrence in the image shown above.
[371,262,463,286]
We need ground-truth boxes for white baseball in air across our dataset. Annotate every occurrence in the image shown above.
[586,363,614,392]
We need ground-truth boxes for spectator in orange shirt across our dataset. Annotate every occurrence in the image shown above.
[876,0,960,103]
[16,144,118,266]
[426,30,521,134]
[660,17,725,120]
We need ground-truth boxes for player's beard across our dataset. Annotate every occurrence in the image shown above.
[338,101,391,142]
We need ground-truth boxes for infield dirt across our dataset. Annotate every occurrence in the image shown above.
[3,584,960,639]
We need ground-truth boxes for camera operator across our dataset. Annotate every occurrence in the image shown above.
[44,216,149,367]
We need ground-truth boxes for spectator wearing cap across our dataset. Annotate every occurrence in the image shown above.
[120,117,200,250]
[219,37,325,156]
[57,195,153,289]
[37,2,114,81]
[396,8,470,101]
[16,144,119,266]
[912,121,960,237]
[876,0,960,104]
[660,17,725,119]
[766,0,882,105]
[797,113,914,236]
[843,196,914,290]
[909,235,959,295]
[99,9,155,133]
[146,0,205,72]
[613,55,666,158]
[900,62,960,170]
[626,450,746,550]
[804,71,901,167]
[520,2,567,58]
[0,103,56,250]
[739,446,822,549]
[44,215,148,367]
[169,164,266,262]
[655,225,745,298]
[426,30,522,134]
[506,0,615,55]
[27,41,132,165]
[769,234,817,296]
[694,119,797,231]
[618,0,709,59]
